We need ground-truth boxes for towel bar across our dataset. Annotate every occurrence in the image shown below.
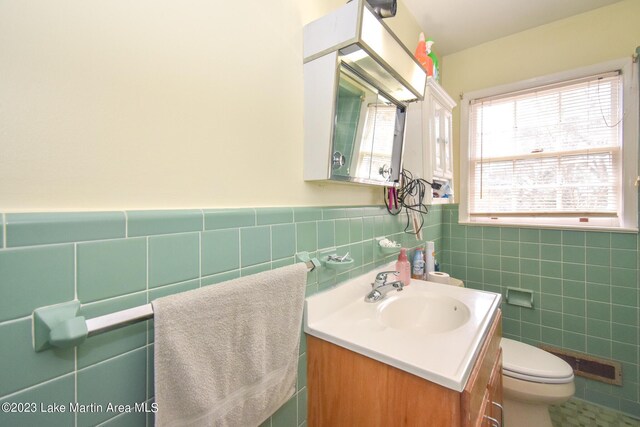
[33,260,318,352]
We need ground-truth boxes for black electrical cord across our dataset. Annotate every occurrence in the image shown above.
[383,169,442,235]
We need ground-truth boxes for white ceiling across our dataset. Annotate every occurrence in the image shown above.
[402,0,624,55]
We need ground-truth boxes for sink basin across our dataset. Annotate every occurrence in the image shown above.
[304,262,502,391]
[378,294,470,333]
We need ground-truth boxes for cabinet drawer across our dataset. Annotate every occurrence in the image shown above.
[461,310,502,427]
[487,350,504,427]
[474,389,490,427]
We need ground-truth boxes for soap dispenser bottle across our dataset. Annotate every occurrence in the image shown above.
[412,247,425,280]
[395,248,411,286]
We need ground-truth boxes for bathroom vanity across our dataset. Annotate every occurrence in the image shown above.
[304,266,503,426]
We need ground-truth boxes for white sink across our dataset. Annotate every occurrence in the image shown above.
[377,293,471,333]
[304,263,502,392]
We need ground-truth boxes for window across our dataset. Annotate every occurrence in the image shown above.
[460,59,638,230]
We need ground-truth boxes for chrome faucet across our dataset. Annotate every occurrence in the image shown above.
[365,271,404,303]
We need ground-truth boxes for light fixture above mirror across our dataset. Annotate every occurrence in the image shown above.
[303,0,426,187]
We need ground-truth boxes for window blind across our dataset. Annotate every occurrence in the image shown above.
[468,71,622,218]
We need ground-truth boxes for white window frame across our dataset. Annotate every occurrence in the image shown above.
[460,58,639,231]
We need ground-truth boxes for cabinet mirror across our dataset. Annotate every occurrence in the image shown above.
[330,65,406,185]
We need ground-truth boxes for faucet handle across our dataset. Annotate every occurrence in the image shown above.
[373,271,399,286]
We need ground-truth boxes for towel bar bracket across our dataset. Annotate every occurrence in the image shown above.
[33,301,88,352]
[296,252,321,271]
[33,302,153,353]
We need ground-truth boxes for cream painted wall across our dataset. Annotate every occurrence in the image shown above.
[0,0,422,211]
[441,0,640,201]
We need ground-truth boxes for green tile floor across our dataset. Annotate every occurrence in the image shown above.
[551,398,640,426]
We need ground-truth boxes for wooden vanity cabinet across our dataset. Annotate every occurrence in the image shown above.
[307,310,502,427]
[472,347,503,427]
[462,310,503,427]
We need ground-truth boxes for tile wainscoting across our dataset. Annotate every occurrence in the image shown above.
[3,202,637,424]
[440,204,640,417]
[0,205,442,427]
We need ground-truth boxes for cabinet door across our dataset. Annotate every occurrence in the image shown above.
[402,101,433,205]
[432,100,453,181]
[461,311,502,427]
[442,108,453,179]
[479,390,491,427]
[432,100,444,178]
[423,78,456,199]
[487,351,504,427]
[403,102,425,177]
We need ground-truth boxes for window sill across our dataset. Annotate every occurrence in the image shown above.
[458,220,638,233]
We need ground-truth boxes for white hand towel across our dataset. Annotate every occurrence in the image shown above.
[153,263,308,427]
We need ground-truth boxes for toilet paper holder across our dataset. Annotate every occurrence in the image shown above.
[505,287,534,309]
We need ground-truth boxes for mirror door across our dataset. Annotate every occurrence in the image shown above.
[331,65,405,185]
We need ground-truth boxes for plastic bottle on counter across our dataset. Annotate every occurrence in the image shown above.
[412,247,425,280]
[425,241,436,277]
[395,248,411,286]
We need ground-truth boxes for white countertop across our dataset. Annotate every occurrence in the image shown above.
[304,263,502,392]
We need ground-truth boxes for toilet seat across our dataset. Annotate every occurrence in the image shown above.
[501,338,574,384]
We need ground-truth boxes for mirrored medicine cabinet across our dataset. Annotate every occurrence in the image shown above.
[331,65,406,185]
[302,0,426,187]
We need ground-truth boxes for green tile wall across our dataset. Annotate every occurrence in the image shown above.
[0,205,441,427]
[126,210,202,237]
[6,212,126,247]
[21,204,636,421]
[440,204,640,418]
[0,245,75,322]
[77,238,147,302]
[148,233,200,287]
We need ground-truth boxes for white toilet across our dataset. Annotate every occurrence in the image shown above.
[501,338,575,427]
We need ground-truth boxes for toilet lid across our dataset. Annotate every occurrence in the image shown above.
[501,338,574,384]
